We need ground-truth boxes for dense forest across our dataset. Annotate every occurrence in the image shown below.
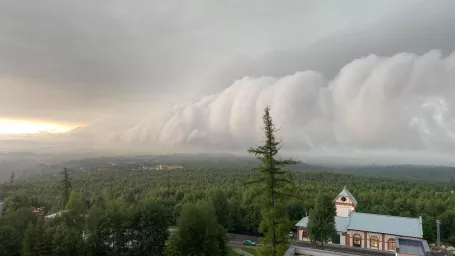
[1,166,455,255]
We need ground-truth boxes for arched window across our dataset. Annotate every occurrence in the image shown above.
[388,238,396,251]
[370,236,379,249]
[353,234,362,247]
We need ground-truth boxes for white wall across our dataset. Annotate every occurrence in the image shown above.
[334,196,355,217]
[298,230,308,241]
[334,195,354,205]
[340,233,346,245]
[336,205,352,217]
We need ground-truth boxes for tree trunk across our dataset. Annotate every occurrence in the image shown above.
[270,141,276,256]
[321,235,324,250]
[271,171,276,256]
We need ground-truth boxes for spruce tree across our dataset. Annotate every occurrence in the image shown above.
[170,201,226,256]
[248,106,299,256]
[307,190,336,250]
[61,168,72,206]
[10,171,15,184]
[21,222,36,256]
[33,218,45,256]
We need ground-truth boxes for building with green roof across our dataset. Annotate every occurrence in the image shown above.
[295,187,426,253]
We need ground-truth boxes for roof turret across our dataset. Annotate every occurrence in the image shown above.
[334,186,358,206]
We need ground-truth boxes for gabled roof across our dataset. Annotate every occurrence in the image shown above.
[295,212,424,238]
[347,212,423,238]
[295,216,349,232]
[333,186,358,206]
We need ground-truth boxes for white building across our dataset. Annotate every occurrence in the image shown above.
[295,187,428,254]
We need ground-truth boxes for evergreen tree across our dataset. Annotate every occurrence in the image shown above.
[21,222,36,256]
[287,199,306,221]
[52,222,86,256]
[38,226,56,256]
[61,168,72,206]
[247,106,299,256]
[0,225,22,256]
[10,171,15,184]
[209,189,230,229]
[171,201,226,256]
[307,191,336,250]
[65,192,85,231]
[4,190,31,214]
[164,235,180,256]
[129,201,171,255]
[33,218,45,255]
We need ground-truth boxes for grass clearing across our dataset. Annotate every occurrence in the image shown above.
[227,247,241,256]
[242,247,260,256]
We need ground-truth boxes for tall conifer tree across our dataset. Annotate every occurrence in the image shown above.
[61,168,72,206]
[248,106,299,256]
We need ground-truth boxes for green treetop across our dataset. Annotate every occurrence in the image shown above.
[307,190,337,250]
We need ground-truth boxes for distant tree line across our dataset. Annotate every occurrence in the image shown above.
[2,165,455,255]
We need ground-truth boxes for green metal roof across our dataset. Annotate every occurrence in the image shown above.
[295,212,423,238]
[347,212,423,238]
[295,216,349,232]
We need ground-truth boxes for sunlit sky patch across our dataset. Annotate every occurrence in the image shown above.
[0,118,82,135]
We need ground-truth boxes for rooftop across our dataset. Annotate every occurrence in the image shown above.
[295,216,349,232]
[396,237,431,256]
[44,210,69,219]
[334,186,358,206]
[296,212,423,238]
[347,212,423,238]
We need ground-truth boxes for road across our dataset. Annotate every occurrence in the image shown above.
[227,233,260,248]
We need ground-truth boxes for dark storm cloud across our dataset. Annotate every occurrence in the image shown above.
[90,0,455,155]
[0,0,420,122]
[5,0,455,159]
[105,51,455,155]
[203,0,455,95]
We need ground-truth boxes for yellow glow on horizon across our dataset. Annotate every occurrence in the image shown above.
[0,118,83,135]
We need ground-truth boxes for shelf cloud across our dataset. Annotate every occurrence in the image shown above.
[99,50,455,153]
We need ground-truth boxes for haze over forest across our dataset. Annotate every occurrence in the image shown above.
[2,0,455,166]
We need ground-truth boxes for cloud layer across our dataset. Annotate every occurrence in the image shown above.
[99,51,455,153]
[0,0,435,123]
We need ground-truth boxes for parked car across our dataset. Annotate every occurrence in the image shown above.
[243,240,256,246]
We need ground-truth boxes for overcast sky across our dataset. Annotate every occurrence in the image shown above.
[2,0,455,160]
[0,0,424,123]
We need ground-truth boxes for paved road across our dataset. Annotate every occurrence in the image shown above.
[227,233,260,249]
[227,233,260,243]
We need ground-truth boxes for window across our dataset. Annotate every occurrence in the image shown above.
[370,236,379,249]
[353,234,362,247]
[388,238,396,251]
